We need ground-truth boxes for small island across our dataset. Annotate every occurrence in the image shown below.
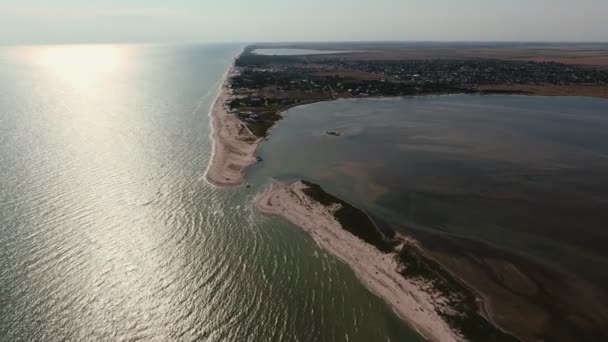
[324,130,342,136]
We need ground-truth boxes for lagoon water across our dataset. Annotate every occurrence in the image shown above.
[252,48,349,56]
[0,44,421,341]
[249,95,608,289]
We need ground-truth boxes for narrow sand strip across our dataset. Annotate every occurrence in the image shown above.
[206,65,262,187]
[256,181,463,342]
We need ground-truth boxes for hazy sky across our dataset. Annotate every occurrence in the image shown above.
[1,0,607,45]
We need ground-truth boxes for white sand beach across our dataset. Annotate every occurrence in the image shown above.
[205,66,262,187]
[255,181,463,342]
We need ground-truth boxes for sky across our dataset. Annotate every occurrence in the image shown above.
[1,0,607,45]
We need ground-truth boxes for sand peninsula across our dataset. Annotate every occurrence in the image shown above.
[255,181,522,342]
[256,181,461,341]
[206,64,262,187]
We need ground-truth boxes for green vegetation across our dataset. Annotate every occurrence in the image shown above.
[300,181,396,253]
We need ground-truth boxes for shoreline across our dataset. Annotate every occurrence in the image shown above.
[205,54,262,187]
[205,83,608,188]
[255,181,464,342]
[205,51,607,187]
[209,47,608,340]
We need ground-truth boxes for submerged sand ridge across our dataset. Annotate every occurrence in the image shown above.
[255,181,463,342]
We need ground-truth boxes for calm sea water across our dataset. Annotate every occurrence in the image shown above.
[249,96,608,289]
[0,44,421,341]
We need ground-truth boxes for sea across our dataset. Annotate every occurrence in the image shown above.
[1,43,608,341]
[0,44,421,341]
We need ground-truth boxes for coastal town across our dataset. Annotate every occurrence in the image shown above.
[226,46,608,137]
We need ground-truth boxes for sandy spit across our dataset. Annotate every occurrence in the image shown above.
[205,62,262,187]
[255,181,463,342]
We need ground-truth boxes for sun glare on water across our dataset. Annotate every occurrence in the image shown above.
[33,45,127,89]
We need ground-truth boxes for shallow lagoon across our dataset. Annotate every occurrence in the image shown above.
[252,48,350,56]
[249,95,608,289]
